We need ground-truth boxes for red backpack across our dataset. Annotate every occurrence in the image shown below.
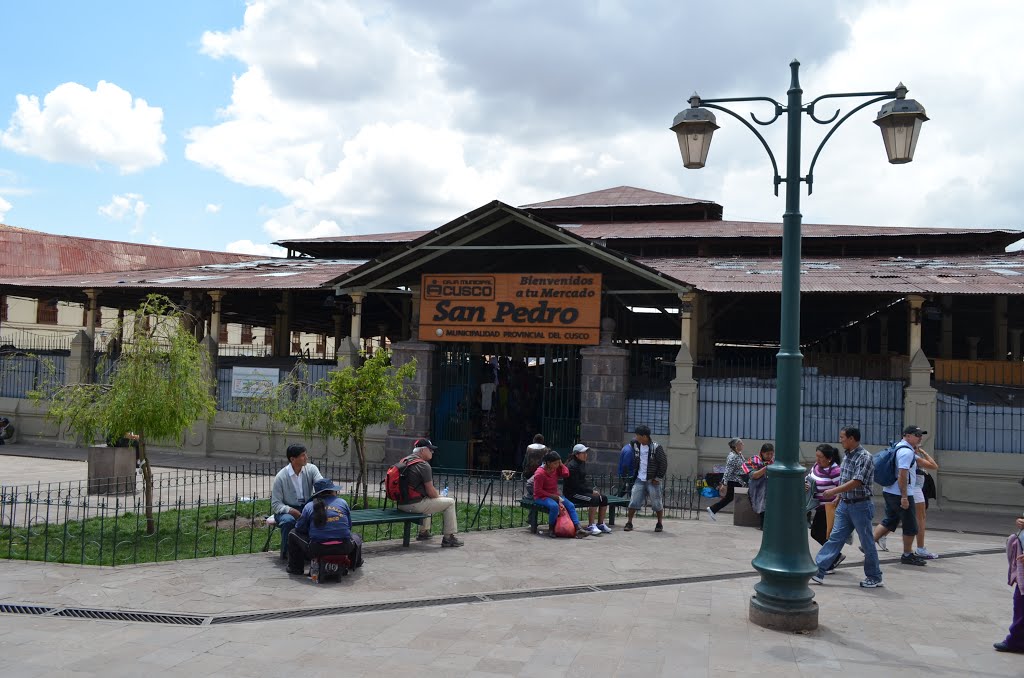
[384,455,426,503]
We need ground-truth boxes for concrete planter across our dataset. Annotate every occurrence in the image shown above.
[87,447,137,495]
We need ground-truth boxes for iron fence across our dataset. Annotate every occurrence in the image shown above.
[0,332,73,352]
[695,355,904,446]
[0,351,67,398]
[625,343,678,436]
[0,461,701,566]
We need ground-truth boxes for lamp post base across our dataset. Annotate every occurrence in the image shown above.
[749,596,818,632]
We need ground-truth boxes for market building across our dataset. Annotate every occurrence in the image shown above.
[1,186,1023,510]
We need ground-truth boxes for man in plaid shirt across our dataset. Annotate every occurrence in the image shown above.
[810,426,883,589]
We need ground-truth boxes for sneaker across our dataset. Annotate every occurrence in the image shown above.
[654,523,664,533]
[859,578,884,588]
[994,642,1024,653]
[441,535,464,548]
[915,547,939,560]
[827,553,847,573]
[900,553,926,566]
[810,573,824,585]
[286,567,305,576]
[877,535,889,551]
[623,522,634,532]
[706,507,717,522]
[416,530,433,541]
[597,523,612,534]
[575,526,590,538]
[548,528,558,538]
[586,524,602,536]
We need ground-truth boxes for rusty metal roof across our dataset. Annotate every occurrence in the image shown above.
[0,226,260,277]
[0,258,362,292]
[518,185,714,208]
[637,252,1024,294]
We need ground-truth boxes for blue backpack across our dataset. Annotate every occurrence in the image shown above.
[873,441,913,487]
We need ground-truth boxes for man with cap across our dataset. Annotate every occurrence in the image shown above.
[396,439,464,547]
[286,478,363,576]
[622,424,668,533]
[271,443,323,559]
[871,425,929,567]
[565,443,611,535]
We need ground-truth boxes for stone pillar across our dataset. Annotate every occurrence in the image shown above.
[274,291,291,357]
[201,334,218,456]
[349,291,365,354]
[1010,329,1023,362]
[904,350,938,496]
[336,337,359,369]
[940,296,953,359]
[84,289,99,340]
[66,329,94,385]
[578,318,629,475]
[669,342,699,476]
[995,295,1009,359]
[208,290,225,345]
[681,292,697,354]
[967,336,980,360]
[383,340,438,464]
[907,294,924,358]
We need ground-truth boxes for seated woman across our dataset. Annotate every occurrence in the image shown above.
[532,450,590,538]
[565,444,610,535]
[286,478,364,576]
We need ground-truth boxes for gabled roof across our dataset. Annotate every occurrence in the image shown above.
[518,185,712,209]
[0,225,260,278]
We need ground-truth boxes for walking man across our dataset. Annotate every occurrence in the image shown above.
[622,425,668,533]
[811,426,883,588]
[871,425,928,567]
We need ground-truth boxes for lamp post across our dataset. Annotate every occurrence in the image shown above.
[672,60,927,631]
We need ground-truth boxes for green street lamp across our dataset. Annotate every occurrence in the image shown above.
[672,60,926,631]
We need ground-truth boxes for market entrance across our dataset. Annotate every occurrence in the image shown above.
[431,342,581,471]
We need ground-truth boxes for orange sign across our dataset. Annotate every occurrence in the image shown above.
[419,273,602,345]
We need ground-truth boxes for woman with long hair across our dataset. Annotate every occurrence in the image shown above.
[707,438,746,521]
[807,443,843,569]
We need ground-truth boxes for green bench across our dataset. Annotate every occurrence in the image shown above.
[519,495,630,533]
[264,507,430,550]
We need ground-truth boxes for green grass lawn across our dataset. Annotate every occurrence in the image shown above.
[0,495,532,566]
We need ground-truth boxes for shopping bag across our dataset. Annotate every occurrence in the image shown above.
[554,504,576,538]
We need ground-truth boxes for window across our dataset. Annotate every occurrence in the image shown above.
[36,299,58,325]
[241,324,253,345]
[218,323,229,344]
[316,333,326,356]
[291,331,301,354]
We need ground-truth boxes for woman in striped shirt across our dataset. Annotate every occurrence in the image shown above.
[807,443,842,546]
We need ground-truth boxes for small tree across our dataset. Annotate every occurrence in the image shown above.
[252,349,417,508]
[30,294,216,533]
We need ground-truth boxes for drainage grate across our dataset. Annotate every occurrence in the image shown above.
[209,595,485,625]
[485,586,596,602]
[53,608,205,625]
[0,603,52,615]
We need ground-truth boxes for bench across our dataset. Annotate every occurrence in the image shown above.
[263,508,430,551]
[519,495,630,533]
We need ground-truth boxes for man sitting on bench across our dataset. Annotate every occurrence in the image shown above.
[271,444,323,559]
[396,439,464,547]
[287,478,363,576]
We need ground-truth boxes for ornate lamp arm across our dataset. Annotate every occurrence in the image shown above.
[697,97,785,195]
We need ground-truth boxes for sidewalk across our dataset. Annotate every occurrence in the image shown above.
[0,499,1020,676]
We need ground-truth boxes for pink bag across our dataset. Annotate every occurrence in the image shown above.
[554,503,576,538]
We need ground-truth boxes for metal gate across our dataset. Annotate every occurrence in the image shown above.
[432,343,581,471]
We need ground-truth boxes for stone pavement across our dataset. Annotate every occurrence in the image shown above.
[1,498,1022,677]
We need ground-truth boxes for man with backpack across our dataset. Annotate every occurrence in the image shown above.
[394,439,464,547]
[621,425,668,533]
[870,425,927,567]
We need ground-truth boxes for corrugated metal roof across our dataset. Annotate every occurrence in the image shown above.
[519,185,713,208]
[0,258,363,291]
[636,253,1024,294]
[0,227,260,277]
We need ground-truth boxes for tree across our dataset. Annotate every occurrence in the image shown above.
[30,295,216,533]
[251,349,417,508]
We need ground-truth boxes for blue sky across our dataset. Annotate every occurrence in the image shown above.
[1,1,1022,256]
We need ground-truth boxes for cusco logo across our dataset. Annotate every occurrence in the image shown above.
[424,276,495,300]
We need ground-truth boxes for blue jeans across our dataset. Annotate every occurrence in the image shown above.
[815,499,881,581]
[534,496,579,527]
[276,513,297,557]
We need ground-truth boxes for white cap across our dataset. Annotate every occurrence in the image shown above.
[572,444,590,455]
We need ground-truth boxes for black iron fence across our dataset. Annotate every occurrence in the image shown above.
[0,461,701,566]
[934,360,1024,453]
[625,343,678,436]
[0,351,67,398]
[695,355,904,446]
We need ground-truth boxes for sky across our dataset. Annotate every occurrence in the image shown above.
[1,0,1022,257]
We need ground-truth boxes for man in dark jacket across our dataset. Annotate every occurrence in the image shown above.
[623,425,668,532]
[565,444,611,535]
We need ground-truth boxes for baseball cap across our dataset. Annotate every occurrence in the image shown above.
[413,438,439,451]
[903,425,927,436]
[572,443,590,455]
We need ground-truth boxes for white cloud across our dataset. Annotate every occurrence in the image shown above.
[1,81,166,173]
[225,239,286,257]
[148,233,164,246]
[205,203,222,214]
[0,196,11,221]
[99,193,148,233]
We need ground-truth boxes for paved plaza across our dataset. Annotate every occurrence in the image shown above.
[0,450,1022,677]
